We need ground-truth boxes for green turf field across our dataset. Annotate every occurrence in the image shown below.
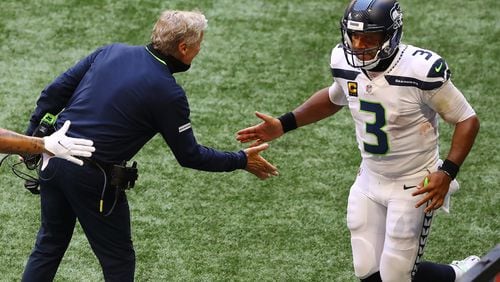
[0,0,498,281]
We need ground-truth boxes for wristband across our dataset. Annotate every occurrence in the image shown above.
[278,112,298,133]
[438,159,460,180]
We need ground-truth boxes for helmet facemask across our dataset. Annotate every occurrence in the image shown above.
[340,0,403,70]
[341,29,388,69]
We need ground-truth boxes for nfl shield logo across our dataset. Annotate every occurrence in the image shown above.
[366,84,373,94]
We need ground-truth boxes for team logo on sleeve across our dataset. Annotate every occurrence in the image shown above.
[348,81,358,97]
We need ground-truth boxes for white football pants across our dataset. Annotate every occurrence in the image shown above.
[347,161,436,282]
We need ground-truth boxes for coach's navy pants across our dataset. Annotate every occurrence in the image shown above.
[21,158,135,281]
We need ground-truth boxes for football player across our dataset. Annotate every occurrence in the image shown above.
[236,0,480,281]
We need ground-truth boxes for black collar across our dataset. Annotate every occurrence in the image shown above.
[145,43,190,73]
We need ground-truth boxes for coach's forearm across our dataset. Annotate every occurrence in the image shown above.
[292,87,342,127]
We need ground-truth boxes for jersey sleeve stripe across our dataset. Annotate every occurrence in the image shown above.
[331,68,361,80]
[385,75,444,90]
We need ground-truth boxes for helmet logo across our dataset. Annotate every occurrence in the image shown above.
[347,20,364,31]
[390,3,403,29]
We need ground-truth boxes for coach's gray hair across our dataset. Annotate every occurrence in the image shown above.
[151,10,208,56]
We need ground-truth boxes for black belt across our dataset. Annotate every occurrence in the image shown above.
[78,157,139,216]
[79,157,115,174]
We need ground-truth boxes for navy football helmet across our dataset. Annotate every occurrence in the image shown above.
[340,0,403,69]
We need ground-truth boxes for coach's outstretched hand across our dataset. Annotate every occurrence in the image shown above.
[237,112,284,147]
[244,143,278,180]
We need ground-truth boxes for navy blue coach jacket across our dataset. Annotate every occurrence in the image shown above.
[26,43,246,171]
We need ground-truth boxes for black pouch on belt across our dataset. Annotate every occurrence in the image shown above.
[110,161,138,191]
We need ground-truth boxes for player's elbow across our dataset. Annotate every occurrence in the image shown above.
[466,115,480,136]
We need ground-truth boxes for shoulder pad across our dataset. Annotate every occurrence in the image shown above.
[386,45,451,90]
[330,44,346,67]
[427,57,451,80]
[330,44,361,80]
[406,45,451,82]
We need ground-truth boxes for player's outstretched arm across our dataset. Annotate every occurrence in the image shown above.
[243,143,279,180]
[237,112,284,146]
[0,120,94,169]
[237,87,343,147]
[0,129,45,155]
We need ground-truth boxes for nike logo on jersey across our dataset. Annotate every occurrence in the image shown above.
[427,58,448,80]
[434,62,443,72]
[403,185,417,190]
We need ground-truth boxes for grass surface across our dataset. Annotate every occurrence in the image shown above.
[0,0,498,281]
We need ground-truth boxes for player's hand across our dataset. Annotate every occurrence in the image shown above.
[236,112,284,147]
[42,120,95,169]
[412,171,452,213]
[243,143,279,180]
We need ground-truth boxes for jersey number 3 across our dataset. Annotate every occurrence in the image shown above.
[360,100,388,155]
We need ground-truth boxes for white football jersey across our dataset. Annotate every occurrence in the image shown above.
[328,44,475,177]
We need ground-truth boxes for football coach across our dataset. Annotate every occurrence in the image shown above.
[21,10,278,281]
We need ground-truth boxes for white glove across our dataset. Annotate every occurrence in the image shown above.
[42,120,95,170]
